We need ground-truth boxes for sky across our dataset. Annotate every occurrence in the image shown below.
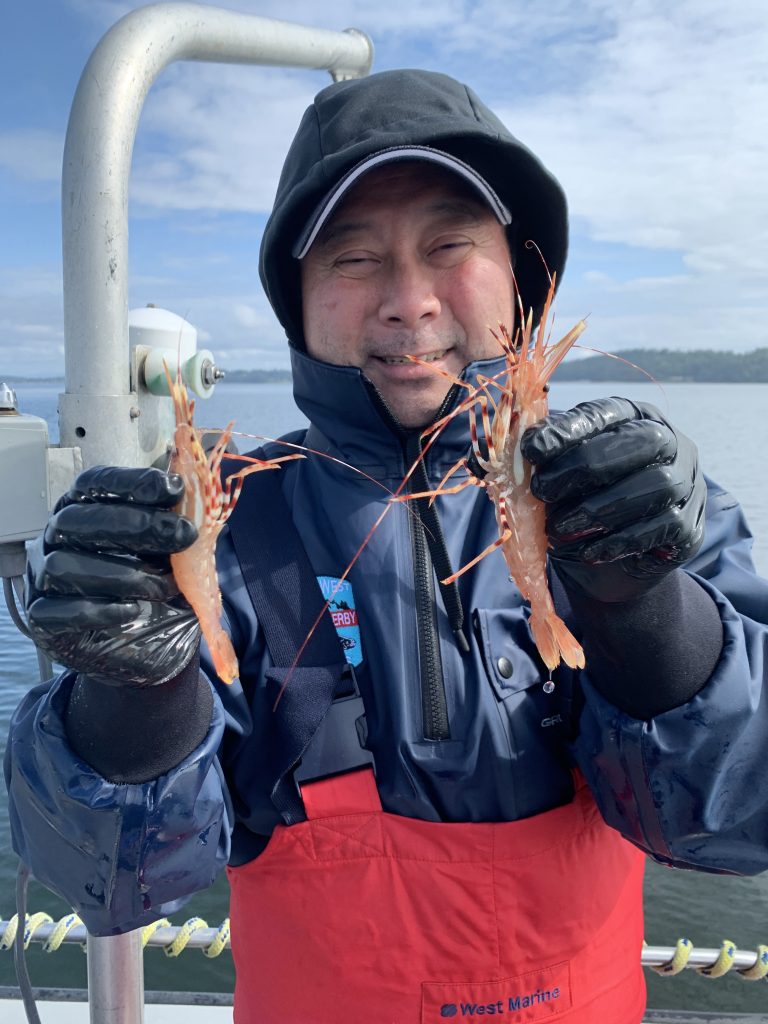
[1,0,767,377]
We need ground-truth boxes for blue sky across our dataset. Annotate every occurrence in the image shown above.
[1,0,767,377]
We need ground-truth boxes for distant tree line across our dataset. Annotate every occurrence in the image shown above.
[7,368,294,386]
[12,350,768,387]
[218,349,768,384]
[220,368,292,383]
[554,348,768,383]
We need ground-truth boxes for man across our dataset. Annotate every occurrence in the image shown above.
[6,70,768,1023]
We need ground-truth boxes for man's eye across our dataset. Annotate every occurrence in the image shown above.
[430,239,472,261]
[334,253,380,276]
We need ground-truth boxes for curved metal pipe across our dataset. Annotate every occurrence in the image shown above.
[60,2,373,467]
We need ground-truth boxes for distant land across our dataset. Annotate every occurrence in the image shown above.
[6,350,768,386]
[214,351,768,383]
[220,368,292,383]
[554,347,768,383]
[3,368,292,386]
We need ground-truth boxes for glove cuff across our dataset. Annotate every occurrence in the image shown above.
[566,570,723,718]
[552,555,669,604]
[64,648,215,783]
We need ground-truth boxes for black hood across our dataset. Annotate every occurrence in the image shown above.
[259,68,569,347]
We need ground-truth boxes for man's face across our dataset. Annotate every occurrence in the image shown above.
[300,163,515,428]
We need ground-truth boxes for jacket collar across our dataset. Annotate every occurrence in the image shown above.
[291,346,509,479]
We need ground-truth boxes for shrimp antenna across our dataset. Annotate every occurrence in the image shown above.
[523,239,554,287]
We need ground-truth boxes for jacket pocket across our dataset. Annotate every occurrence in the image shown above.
[473,606,544,701]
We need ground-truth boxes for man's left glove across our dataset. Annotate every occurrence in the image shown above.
[520,397,707,603]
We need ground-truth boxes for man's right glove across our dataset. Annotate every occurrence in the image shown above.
[26,465,200,687]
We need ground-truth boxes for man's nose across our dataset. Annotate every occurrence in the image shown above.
[378,263,441,327]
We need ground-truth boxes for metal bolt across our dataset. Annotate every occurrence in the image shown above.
[201,360,226,387]
[129,406,141,419]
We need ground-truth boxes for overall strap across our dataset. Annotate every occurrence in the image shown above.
[223,448,371,825]
[301,767,382,819]
[225,446,342,669]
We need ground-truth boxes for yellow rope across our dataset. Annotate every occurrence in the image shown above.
[42,912,82,952]
[0,915,19,951]
[1,910,231,957]
[141,918,170,948]
[647,937,692,976]
[163,917,209,958]
[645,937,768,980]
[0,913,53,951]
[203,917,231,958]
[738,944,768,981]
[696,939,736,978]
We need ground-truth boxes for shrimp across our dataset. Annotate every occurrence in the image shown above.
[163,362,303,683]
[405,271,587,671]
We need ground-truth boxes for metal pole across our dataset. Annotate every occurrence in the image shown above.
[58,5,373,1022]
[86,932,145,1024]
[60,1,373,467]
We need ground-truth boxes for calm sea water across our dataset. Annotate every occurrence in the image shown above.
[1,380,767,1012]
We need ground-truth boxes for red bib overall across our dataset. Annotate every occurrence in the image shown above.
[227,768,646,1023]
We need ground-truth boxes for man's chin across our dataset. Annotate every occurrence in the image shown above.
[383,394,449,431]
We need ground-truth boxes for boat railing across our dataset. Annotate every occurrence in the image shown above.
[2,910,767,980]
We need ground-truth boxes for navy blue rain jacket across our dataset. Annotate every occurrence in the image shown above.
[6,350,768,934]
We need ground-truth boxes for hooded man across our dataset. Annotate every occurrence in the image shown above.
[8,70,768,1024]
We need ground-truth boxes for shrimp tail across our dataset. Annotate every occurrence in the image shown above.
[529,610,585,671]
[208,628,239,685]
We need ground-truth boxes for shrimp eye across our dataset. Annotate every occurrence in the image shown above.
[466,439,489,481]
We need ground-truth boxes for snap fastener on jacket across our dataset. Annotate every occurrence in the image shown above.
[497,657,513,679]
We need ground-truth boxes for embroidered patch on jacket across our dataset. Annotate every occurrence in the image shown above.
[317,576,363,667]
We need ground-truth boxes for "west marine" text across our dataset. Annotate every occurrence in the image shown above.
[440,986,561,1017]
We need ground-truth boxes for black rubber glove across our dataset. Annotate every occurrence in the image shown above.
[520,397,707,603]
[26,465,200,686]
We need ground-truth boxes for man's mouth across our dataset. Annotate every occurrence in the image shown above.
[379,349,448,365]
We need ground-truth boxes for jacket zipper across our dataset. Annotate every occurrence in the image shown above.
[362,377,457,742]
[404,431,451,741]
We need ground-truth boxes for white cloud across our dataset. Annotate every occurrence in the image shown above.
[232,303,266,329]
[488,1,768,279]
[130,64,315,213]
[0,268,66,377]
[555,265,762,356]
[0,130,62,182]
[11,322,62,338]
[0,268,62,298]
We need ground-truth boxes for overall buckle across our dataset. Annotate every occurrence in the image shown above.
[293,666,374,789]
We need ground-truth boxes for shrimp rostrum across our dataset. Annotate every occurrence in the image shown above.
[406,272,587,671]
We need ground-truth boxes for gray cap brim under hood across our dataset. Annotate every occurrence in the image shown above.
[259,68,569,348]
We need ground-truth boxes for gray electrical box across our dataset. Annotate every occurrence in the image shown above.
[0,389,50,543]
